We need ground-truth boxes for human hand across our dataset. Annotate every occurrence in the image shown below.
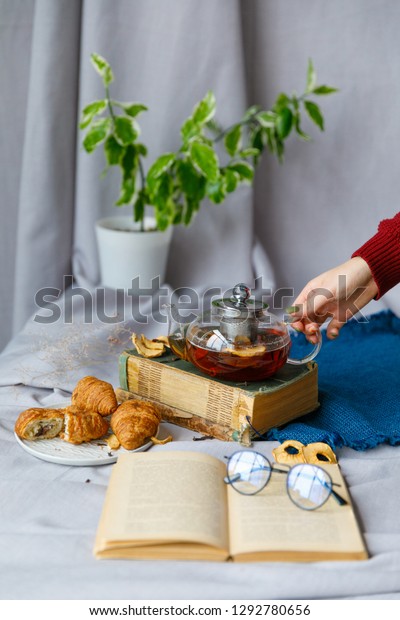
[287,257,378,342]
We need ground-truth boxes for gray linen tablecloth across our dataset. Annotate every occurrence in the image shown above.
[1,295,400,600]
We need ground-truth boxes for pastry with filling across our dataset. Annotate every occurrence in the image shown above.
[71,376,118,416]
[61,410,109,444]
[110,400,161,450]
[15,408,65,441]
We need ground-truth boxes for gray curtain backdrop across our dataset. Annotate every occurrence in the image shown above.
[1,0,399,352]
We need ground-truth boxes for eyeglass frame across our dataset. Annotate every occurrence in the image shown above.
[224,449,348,510]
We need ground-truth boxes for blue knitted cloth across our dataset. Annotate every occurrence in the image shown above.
[265,310,400,450]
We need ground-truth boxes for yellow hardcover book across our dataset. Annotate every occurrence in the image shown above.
[118,350,319,441]
[94,451,368,562]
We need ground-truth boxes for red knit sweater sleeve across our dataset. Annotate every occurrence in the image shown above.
[351,212,400,299]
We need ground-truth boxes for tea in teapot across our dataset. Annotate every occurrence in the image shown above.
[166,284,321,382]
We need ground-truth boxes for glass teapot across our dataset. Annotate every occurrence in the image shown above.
[165,283,321,382]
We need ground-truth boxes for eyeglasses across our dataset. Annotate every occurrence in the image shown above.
[224,450,348,511]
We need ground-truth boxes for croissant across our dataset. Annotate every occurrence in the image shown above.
[110,400,161,450]
[61,410,109,444]
[71,376,118,416]
[15,408,65,440]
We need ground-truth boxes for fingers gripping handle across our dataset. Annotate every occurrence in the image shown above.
[287,327,322,366]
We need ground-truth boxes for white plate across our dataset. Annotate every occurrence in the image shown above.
[14,403,164,467]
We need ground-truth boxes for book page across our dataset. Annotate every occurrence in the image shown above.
[95,451,229,553]
[227,464,367,559]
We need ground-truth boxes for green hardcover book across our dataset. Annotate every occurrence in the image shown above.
[117,350,319,444]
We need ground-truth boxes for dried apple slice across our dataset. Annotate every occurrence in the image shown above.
[132,333,165,358]
[141,335,166,352]
[303,442,337,464]
[225,344,267,357]
[272,439,306,464]
[152,335,170,346]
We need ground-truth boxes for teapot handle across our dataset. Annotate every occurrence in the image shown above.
[286,327,322,366]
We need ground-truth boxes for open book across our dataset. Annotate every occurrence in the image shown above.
[94,451,368,562]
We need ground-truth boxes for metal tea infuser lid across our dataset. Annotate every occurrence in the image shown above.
[211,283,268,343]
[212,284,266,318]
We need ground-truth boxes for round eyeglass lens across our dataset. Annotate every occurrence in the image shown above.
[227,451,271,495]
[287,464,332,510]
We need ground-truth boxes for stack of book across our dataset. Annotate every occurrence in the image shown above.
[117,350,319,443]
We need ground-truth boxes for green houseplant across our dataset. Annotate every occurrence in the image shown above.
[81,54,337,289]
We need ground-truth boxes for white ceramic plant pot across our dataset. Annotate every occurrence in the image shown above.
[95,215,173,290]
